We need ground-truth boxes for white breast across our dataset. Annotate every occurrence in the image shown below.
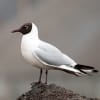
[21,35,42,68]
[21,37,34,63]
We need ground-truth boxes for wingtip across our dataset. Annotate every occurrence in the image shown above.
[93,69,99,73]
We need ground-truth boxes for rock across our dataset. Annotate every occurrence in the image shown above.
[17,82,100,100]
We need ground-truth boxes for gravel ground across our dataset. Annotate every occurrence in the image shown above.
[18,82,100,100]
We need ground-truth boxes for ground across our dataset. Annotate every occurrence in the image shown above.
[18,82,100,100]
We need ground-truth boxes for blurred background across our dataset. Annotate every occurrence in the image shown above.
[0,0,100,99]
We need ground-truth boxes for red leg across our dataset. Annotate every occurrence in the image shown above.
[35,68,42,84]
[45,69,48,84]
[38,68,42,83]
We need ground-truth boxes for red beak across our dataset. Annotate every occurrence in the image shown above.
[11,29,20,33]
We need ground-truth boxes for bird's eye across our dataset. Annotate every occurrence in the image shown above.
[24,25,29,29]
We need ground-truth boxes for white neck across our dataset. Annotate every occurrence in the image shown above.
[21,23,39,55]
[31,23,39,39]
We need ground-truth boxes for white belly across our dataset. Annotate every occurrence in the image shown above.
[21,46,36,65]
[21,37,46,69]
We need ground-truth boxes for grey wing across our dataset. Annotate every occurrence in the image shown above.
[34,41,77,67]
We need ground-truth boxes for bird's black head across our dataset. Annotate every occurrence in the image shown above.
[12,23,32,35]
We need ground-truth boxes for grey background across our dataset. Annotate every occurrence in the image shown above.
[0,0,100,99]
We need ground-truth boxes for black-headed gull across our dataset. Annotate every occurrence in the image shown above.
[12,22,98,84]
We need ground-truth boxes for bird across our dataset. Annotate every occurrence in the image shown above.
[12,22,98,84]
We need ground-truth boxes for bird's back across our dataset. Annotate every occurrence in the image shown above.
[36,40,77,67]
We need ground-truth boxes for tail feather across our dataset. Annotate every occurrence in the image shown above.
[58,65,83,76]
[74,64,98,74]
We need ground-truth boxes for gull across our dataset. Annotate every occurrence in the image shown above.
[12,22,98,84]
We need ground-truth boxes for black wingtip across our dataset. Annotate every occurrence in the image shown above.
[75,64,99,74]
[93,69,99,73]
[75,64,94,70]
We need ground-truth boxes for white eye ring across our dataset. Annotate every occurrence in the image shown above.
[24,25,28,29]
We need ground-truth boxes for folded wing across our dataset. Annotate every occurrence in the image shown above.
[33,41,82,76]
